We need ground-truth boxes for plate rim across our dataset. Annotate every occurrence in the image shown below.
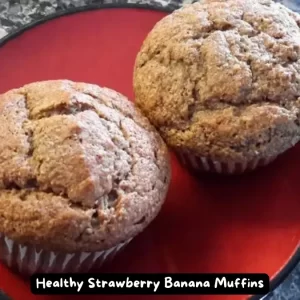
[0,3,299,300]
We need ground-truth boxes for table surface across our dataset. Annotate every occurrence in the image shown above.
[0,0,299,299]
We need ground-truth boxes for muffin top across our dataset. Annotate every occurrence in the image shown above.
[0,80,170,252]
[134,0,300,162]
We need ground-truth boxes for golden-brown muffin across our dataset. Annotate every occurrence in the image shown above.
[134,0,300,174]
[0,80,171,274]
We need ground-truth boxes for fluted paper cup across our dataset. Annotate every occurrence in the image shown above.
[175,150,277,175]
[0,233,131,276]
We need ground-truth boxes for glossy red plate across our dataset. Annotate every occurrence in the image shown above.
[0,7,299,300]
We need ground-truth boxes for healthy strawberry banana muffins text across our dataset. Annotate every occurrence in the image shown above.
[0,80,171,275]
[134,0,300,174]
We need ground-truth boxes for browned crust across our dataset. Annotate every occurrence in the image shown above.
[0,80,171,252]
[134,0,300,162]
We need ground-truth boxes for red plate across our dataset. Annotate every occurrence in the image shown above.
[0,7,299,300]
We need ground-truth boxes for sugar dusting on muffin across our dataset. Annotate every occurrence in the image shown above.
[134,0,300,168]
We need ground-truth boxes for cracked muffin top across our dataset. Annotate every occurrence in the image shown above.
[134,0,300,162]
[0,80,171,252]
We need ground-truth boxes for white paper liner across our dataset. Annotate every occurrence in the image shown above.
[175,150,277,174]
[0,233,132,275]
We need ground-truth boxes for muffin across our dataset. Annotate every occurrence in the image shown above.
[134,0,300,174]
[0,80,170,275]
